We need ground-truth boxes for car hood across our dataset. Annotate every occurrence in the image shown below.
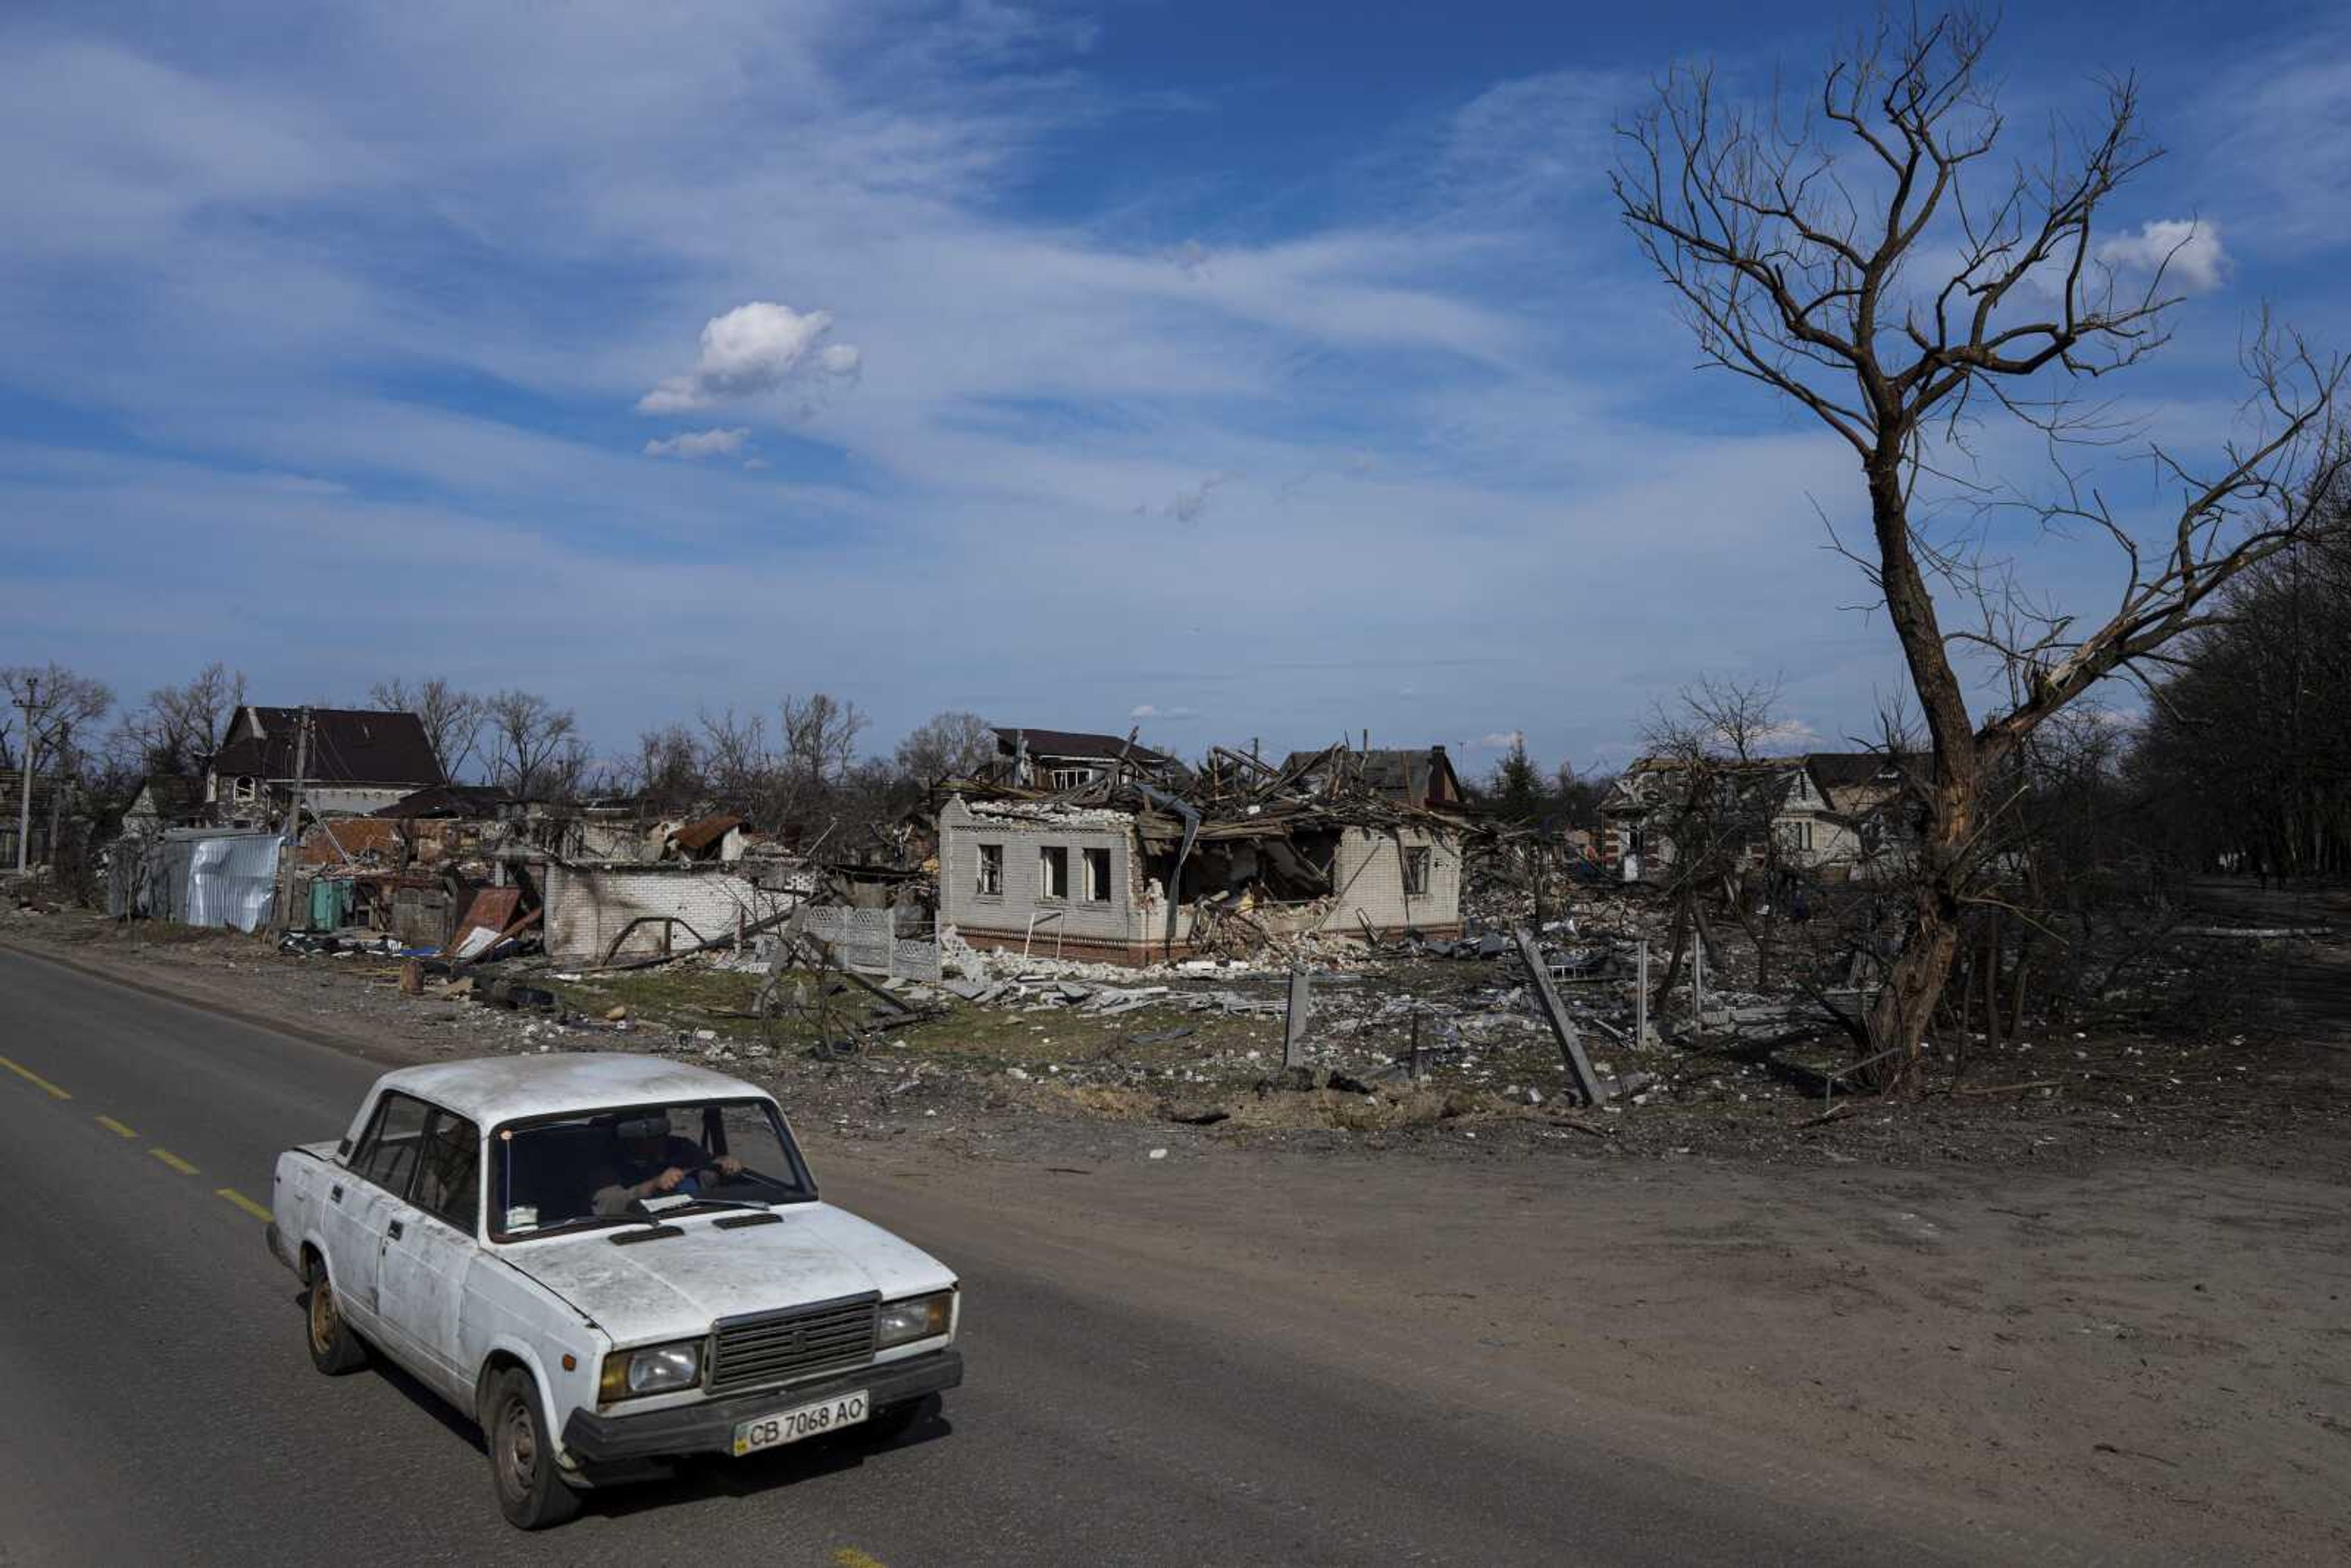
[502,1202,954,1347]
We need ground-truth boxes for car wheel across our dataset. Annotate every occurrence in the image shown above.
[866,1394,938,1442]
[304,1256,369,1375]
[487,1367,582,1530]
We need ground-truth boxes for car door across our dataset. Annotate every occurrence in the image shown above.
[376,1107,482,1405]
[324,1090,430,1339]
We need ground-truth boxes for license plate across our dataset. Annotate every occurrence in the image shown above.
[732,1390,869,1456]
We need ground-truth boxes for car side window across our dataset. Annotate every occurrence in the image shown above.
[353,1092,431,1199]
[413,1109,481,1234]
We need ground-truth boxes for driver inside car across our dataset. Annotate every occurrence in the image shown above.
[591,1117,743,1215]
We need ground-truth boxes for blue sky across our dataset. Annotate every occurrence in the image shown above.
[4,0,2346,779]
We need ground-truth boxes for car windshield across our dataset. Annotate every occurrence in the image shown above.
[490,1098,814,1240]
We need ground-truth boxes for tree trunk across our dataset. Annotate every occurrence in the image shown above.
[1859,452,1984,1095]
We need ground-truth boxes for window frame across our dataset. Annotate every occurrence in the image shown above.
[1038,844,1070,902]
[348,1090,434,1203]
[413,1106,484,1237]
[1401,845,1432,897]
[976,842,1005,897]
[1082,846,1114,903]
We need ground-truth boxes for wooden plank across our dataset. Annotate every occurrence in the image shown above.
[1515,928,1607,1105]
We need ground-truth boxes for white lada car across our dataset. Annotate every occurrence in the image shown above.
[268,1054,962,1528]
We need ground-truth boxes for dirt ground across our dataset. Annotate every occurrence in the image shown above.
[4,887,2347,1562]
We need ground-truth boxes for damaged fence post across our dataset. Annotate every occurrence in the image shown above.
[1515,928,1607,1106]
[1636,938,1649,1050]
[1283,966,1311,1070]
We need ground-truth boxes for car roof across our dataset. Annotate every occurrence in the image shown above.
[372,1054,770,1128]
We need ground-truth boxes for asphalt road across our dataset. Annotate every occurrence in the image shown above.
[0,946,1974,1566]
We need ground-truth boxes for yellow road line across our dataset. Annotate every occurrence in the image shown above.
[96,1114,138,1138]
[0,1054,71,1100]
[833,1551,891,1568]
[216,1188,272,1221]
[149,1147,200,1176]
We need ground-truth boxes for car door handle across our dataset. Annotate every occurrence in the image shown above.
[386,1219,404,1240]
[329,1185,343,1204]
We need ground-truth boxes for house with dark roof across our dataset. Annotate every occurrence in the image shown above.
[206,706,446,823]
[122,774,206,833]
[991,727,1187,791]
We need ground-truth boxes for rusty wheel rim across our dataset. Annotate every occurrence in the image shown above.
[308,1275,339,1357]
[499,1396,539,1498]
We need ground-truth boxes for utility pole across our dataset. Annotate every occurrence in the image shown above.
[14,674,37,874]
[276,707,312,930]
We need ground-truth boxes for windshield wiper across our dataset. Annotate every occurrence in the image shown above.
[640,1195,772,1219]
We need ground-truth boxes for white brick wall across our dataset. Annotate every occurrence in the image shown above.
[543,863,806,959]
[939,799,1146,946]
[1329,827,1462,931]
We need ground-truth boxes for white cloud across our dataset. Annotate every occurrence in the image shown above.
[1747,719,1820,752]
[637,302,861,414]
[643,427,750,460]
[1471,730,1524,749]
[2096,219,2229,294]
[1130,703,1198,721]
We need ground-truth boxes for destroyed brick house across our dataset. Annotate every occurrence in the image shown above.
[1600,751,1927,881]
[207,705,446,823]
[939,743,1471,963]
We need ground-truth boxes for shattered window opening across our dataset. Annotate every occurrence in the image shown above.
[977,842,1004,896]
[1049,767,1098,790]
[1039,845,1070,901]
[1082,846,1112,902]
[1402,845,1431,897]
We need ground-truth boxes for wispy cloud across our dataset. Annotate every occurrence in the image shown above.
[643,427,751,460]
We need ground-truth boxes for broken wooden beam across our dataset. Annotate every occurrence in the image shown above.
[1514,928,1607,1106]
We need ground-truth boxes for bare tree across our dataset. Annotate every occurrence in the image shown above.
[2,664,113,772]
[627,723,705,816]
[1635,677,1794,1008]
[482,689,580,799]
[367,677,486,781]
[1614,9,2346,1087]
[893,710,996,786]
[780,693,865,790]
[111,661,246,779]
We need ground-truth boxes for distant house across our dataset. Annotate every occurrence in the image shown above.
[122,775,205,834]
[1279,745,1466,811]
[206,706,446,823]
[991,727,1187,791]
[1600,756,1849,880]
[937,793,1463,964]
[1599,750,1936,881]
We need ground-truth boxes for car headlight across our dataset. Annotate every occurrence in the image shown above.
[599,1340,703,1401]
[875,1289,955,1348]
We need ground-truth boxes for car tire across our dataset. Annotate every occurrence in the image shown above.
[304,1255,369,1375]
[486,1367,582,1531]
[866,1394,938,1442]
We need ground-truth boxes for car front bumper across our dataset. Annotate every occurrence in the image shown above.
[560,1348,964,1467]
